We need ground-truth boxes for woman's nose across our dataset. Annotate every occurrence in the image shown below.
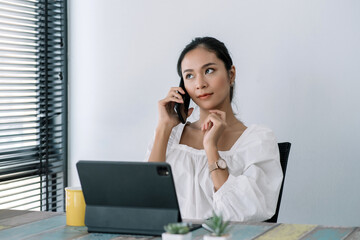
[195,75,207,89]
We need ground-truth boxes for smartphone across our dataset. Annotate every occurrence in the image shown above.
[174,78,190,124]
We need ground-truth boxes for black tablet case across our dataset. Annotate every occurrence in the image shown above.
[76,161,181,235]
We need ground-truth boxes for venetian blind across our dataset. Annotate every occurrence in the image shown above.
[0,0,67,211]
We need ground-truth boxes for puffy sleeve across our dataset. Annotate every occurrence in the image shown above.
[212,125,283,222]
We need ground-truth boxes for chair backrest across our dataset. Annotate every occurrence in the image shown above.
[265,142,291,223]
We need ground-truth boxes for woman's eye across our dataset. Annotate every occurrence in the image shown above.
[185,74,194,79]
[205,68,214,74]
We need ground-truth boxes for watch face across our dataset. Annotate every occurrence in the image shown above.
[218,159,227,169]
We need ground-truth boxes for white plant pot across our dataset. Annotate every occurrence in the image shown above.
[203,234,231,240]
[162,232,192,240]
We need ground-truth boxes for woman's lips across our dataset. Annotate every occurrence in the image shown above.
[197,93,213,99]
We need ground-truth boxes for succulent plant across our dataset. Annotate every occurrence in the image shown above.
[164,223,190,234]
[203,212,231,236]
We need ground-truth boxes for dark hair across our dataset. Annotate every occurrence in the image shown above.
[177,37,234,101]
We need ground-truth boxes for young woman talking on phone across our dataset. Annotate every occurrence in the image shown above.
[146,37,283,222]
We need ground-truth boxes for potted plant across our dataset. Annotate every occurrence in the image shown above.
[162,223,192,240]
[202,212,232,240]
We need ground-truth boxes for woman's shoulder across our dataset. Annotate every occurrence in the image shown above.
[243,124,276,139]
[167,123,186,145]
[230,124,277,152]
[228,124,279,164]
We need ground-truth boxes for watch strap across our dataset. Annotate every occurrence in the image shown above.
[208,161,218,173]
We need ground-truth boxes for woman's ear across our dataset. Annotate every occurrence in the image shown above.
[229,65,236,84]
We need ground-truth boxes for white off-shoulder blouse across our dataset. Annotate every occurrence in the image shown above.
[145,123,283,222]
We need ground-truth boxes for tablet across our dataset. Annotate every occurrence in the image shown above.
[76,161,198,235]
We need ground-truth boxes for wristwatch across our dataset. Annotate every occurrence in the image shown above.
[208,158,227,173]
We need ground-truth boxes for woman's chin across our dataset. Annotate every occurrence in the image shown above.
[198,104,220,111]
[194,98,229,111]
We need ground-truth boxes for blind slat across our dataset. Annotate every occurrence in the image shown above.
[0,6,38,16]
[0,152,63,164]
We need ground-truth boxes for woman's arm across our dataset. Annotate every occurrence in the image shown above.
[202,110,229,191]
[205,146,229,191]
[148,125,172,162]
[148,87,193,162]
[212,127,283,222]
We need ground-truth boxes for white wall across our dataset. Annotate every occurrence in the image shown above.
[68,0,360,226]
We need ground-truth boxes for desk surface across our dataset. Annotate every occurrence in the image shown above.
[0,210,359,240]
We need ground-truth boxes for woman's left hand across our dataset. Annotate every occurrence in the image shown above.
[202,110,227,150]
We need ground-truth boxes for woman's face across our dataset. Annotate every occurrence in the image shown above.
[181,47,235,111]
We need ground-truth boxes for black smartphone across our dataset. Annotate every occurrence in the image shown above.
[174,78,190,124]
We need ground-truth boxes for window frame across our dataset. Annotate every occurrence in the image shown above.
[0,0,68,212]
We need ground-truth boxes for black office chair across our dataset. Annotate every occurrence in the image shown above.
[265,142,291,223]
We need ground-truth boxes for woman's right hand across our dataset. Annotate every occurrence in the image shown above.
[157,87,193,129]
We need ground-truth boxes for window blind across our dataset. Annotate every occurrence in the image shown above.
[0,0,67,211]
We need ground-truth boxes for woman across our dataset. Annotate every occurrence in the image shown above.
[147,37,283,222]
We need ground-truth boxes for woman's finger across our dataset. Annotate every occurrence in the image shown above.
[167,89,185,103]
[169,87,185,95]
[202,117,214,131]
[169,94,184,103]
[209,110,226,121]
[202,113,226,131]
[207,113,222,123]
[167,91,183,101]
[160,94,184,105]
[159,98,181,109]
